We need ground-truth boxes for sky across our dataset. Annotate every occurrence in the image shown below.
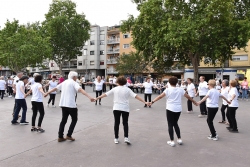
[0,0,139,29]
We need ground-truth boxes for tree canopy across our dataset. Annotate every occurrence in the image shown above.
[0,20,52,72]
[116,52,150,75]
[42,0,91,75]
[121,0,250,81]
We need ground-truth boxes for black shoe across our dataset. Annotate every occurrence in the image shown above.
[95,103,97,105]
[144,105,147,108]
[149,106,151,108]
[11,121,20,125]
[31,127,37,132]
[37,128,45,133]
[229,129,238,133]
[226,127,233,130]
[99,102,101,105]
[20,121,29,125]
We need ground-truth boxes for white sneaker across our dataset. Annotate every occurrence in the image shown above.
[177,139,183,145]
[46,104,49,107]
[187,111,191,113]
[207,135,218,141]
[124,137,130,144]
[167,141,175,147]
[208,133,218,138]
[114,138,119,144]
[8,96,12,98]
[198,114,206,118]
[52,105,56,108]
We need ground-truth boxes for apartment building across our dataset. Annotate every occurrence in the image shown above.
[77,25,108,80]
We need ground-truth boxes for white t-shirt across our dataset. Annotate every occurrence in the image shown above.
[105,86,137,112]
[216,85,221,90]
[109,78,113,84]
[81,77,85,83]
[143,82,153,94]
[29,77,35,85]
[113,78,117,85]
[56,79,81,108]
[164,87,185,112]
[7,80,13,87]
[228,87,239,107]
[180,84,187,89]
[221,86,229,105]
[187,83,195,97]
[206,88,221,108]
[31,83,43,102]
[198,81,209,96]
[15,81,25,99]
[49,80,58,94]
[0,80,6,90]
[94,80,104,91]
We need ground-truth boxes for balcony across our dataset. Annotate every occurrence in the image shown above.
[107,59,118,64]
[62,65,77,69]
[107,27,120,34]
[107,49,120,54]
[107,39,120,44]
[107,69,119,74]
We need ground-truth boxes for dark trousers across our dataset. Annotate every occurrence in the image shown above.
[199,96,207,115]
[167,110,181,140]
[207,107,218,137]
[187,97,193,111]
[81,83,85,90]
[31,101,45,127]
[12,94,16,114]
[12,99,27,123]
[8,87,13,96]
[58,107,78,138]
[48,94,56,105]
[0,90,4,99]
[134,88,138,93]
[113,110,129,138]
[95,90,102,103]
[102,83,106,92]
[227,107,238,130]
[144,93,152,102]
[109,84,113,90]
[220,104,228,121]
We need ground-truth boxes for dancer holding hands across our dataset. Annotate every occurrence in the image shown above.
[197,80,230,141]
[150,77,198,147]
[94,76,149,144]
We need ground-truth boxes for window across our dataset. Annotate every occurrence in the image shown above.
[100,40,104,45]
[90,51,94,55]
[90,41,95,45]
[91,31,95,35]
[100,50,104,55]
[100,61,104,65]
[84,41,88,46]
[123,44,130,49]
[123,34,130,38]
[232,54,248,61]
[90,61,94,65]
[78,61,82,66]
[83,49,87,56]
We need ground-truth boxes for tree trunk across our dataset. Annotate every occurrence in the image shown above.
[59,63,63,76]
[191,54,199,83]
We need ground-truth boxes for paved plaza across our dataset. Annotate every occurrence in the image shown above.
[0,86,249,167]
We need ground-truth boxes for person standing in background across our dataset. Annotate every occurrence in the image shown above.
[109,75,114,90]
[102,76,106,92]
[81,76,85,90]
[59,75,64,84]
[12,72,23,116]
[0,76,6,100]
[113,76,117,87]
[195,76,209,118]
[241,77,249,101]
[186,78,196,113]
[7,77,13,97]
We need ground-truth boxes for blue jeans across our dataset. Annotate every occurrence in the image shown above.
[12,99,27,123]
[242,89,248,99]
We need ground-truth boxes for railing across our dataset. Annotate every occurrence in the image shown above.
[107,49,120,54]
[107,59,118,64]
[107,39,120,44]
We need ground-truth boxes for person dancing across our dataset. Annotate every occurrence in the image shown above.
[186,78,196,113]
[218,80,229,124]
[197,80,230,141]
[150,77,197,147]
[95,76,148,144]
[45,76,58,108]
[26,75,47,132]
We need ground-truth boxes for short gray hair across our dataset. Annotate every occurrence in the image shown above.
[68,71,78,79]
[223,79,229,86]
[33,73,39,77]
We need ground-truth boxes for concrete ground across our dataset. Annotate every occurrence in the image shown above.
[0,86,249,167]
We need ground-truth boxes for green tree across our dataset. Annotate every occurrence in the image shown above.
[42,0,90,75]
[116,52,150,75]
[0,20,52,72]
[122,0,250,81]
